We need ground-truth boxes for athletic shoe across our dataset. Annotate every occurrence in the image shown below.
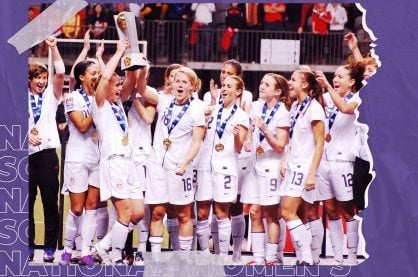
[298,261,311,266]
[133,251,145,266]
[91,245,111,265]
[43,248,55,263]
[59,251,72,265]
[114,259,129,266]
[123,253,134,265]
[246,259,265,266]
[79,255,95,266]
[232,253,242,265]
[265,258,283,266]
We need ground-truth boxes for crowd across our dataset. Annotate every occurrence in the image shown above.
[29,3,368,65]
[28,23,378,267]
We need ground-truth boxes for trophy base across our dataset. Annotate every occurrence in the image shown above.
[121,53,147,71]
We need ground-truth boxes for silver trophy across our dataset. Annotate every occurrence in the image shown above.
[114,12,146,70]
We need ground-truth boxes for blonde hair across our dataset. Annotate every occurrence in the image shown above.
[175,66,202,94]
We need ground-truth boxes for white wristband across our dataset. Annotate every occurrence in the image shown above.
[54,60,65,74]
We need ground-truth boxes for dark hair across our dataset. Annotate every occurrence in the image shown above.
[73,60,96,90]
[297,70,324,107]
[223,59,242,77]
[344,60,366,92]
[264,73,292,111]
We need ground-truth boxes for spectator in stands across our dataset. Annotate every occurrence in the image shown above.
[141,3,168,63]
[311,3,331,64]
[239,3,264,62]
[284,3,302,32]
[107,3,128,40]
[191,3,216,62]
[327,3,348,64]
[166,4,191,63]
[263,3,286,31]
[62,13,81,39]
[224,3,244,60]
[87,4,109,39]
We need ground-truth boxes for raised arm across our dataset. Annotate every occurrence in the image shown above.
[95,39,106,72]
[95,40,128,107]
[132,94,156,125]
[45,37,65,100]
[69,30,91,91]
[316,70,358,114]
[345,32,363,62]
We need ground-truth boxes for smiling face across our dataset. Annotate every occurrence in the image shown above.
[220,63,239,83]
[333,66,355,96]
[221,76,242,108]
[29,72,48,94]
[172,71,193,104]
[107,74,122,103]
[80,63,101,93]
[287,71,306,99]
[259,75,281,103]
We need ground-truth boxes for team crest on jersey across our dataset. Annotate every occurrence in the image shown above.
[65,97,74,109]
[116,183,123,190]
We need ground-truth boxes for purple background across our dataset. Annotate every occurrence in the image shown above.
[1,0,417,276]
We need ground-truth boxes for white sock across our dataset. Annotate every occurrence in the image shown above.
[137,204,150,253]
[110,221,129,263]
[309,218,324,264]
[63,211,80,253]
[196,219,210,251]
[328,218,344,262]
[167,218,180,251]
[217,218,231,256]
[75,213,84,252]
[277,218,287,261]
[231,214,245,257]
[179,235,193,251]
[265,243,279,263]
[346,219,359,263]
[97,230,112,251]
[251,232,265,263]
[81,209,97,256]
[149,236,163,253]
[288,219,313,264]
[96,207,109,242]
[191,217,197,251]
[210,215,219,254]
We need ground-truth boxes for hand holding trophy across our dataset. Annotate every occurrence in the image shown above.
[114,12,147,70]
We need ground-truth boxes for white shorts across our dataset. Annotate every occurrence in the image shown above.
[62,161,99,194]
[316,160,354,202]
[279,168,316,204]
[145,162,194,205]
[213,172,238,203]
[192,167,198,195]
[241,174,281,205]
[99,155,142,201]
[134,162,147,193]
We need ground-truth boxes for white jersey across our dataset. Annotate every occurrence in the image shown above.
[64,90,100,163]
[127,92,154,164]
[91,100,132,160]
[251,100,291,177]
[191,98,208,168]
[28,86,61,155]
[287,99,325,171]
[197,104,250,176]
[152,94,206,170]
[323,92,360,162]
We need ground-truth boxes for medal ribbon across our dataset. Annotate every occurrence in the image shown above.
[216,104,238,139]
[79,88,91,117]
[259,101,282,142]
[29,91,43,124]
[164,97,193,135]
[289,96,310,139]
[111,102,128,133]
[328,92,354,131]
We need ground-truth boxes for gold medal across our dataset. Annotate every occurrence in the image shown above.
[91,131,100,142]
[256,146,264,155]
[163,138,172,149]
[122,135,129,146]
[215,143,224,152]
[325,133,331,142]
[30,127,39,136]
